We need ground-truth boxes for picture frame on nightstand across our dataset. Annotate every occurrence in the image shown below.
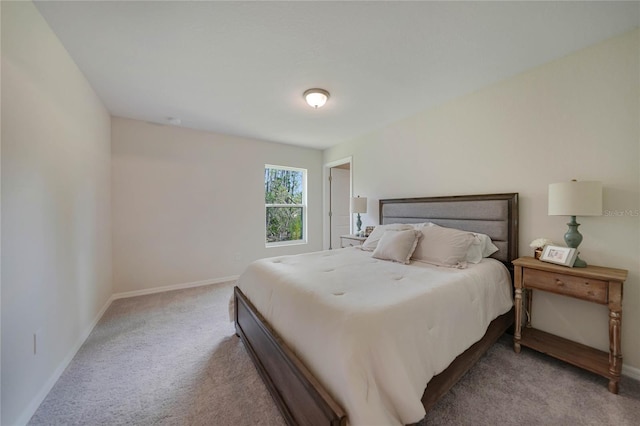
[540,245,577,267]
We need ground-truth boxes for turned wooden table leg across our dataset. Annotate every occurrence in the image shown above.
[514,288,523,353]
[513,266,523,354]
[608,281,623,394]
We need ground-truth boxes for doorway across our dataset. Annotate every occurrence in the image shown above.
[323,157,352,250]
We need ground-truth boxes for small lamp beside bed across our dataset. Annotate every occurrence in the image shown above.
[351,196,367,236]
[548,180,602,267]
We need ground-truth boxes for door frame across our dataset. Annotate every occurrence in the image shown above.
[323,156,353,250]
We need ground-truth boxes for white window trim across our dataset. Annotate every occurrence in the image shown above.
[265,165,308,248]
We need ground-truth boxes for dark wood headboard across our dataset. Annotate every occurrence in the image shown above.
[379,193,519,270]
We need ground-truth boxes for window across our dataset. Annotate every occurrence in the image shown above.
[265,165,307,246]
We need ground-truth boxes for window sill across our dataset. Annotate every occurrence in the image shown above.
[266,240,308,248]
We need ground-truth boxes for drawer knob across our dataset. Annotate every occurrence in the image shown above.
[556,279,565,287]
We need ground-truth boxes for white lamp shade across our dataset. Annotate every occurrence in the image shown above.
[304,89,329,108]
[548,181,602,216]
[350,196,367,214]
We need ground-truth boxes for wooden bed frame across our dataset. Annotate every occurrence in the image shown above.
[235,193,519,425]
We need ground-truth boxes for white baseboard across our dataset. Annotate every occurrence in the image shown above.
[623,363,640,380]
[16,275,239,426]
[16,295,114,426]
[111,275,239,300]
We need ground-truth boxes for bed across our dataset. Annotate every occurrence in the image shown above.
[234,193,518,425]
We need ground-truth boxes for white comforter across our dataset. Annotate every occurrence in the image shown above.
[236,247,513,425]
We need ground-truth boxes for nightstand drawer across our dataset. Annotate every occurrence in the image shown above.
[340,235,366,248]
[523,268,608,303]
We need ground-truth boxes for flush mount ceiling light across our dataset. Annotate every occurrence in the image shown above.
[303,88,330,108]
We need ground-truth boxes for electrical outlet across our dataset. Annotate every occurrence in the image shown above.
[233,253,242,262]
[34,329,42,355]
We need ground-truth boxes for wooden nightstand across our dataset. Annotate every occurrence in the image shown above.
[512,256,628,393]
[340,235,367,248]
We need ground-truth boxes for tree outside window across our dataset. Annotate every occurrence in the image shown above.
[265,165,307,245]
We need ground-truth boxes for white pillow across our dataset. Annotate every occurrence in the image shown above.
[413,223,498,264]
[411,222,434,229]
[412,224,475,268]
[361,223,414,251]
[466,233,499,264]
[372,229,421,264]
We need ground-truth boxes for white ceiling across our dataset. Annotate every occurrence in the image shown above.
[35,1,639,150]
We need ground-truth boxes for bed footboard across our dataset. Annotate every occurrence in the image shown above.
[234,286,347,426]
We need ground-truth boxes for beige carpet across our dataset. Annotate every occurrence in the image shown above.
[29,282,640,425]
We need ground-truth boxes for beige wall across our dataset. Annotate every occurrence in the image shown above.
[111,117,323,294]
[1,2,112,425]
[325,30,640,372]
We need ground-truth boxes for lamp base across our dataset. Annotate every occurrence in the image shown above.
[356,213,362,233]
[573,256,587,268]
[565,216,587,268]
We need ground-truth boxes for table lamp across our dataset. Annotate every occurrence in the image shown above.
[350,196,367,235]
[548,180,602,267]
